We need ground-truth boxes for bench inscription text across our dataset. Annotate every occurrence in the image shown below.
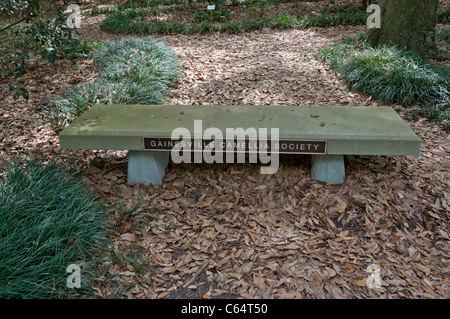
[143,137,327,155]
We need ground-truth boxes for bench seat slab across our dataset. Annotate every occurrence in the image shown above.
[58,105,422,185]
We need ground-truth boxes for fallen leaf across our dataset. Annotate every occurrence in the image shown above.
[157,291,171,299]
[283,243,301,250]
[416,264,431,276]
[325,267,336,278]
[356,279,367,287]
[398,291,407,298]
[120,233,136,242]
[337,202,347,213]
[202,286,212,299]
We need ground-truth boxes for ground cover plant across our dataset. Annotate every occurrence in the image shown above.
[98,0,369,35]
[44,37,180,127]
[0,160,110,298]
[317,34,450,130]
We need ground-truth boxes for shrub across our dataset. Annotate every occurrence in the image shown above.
[1,0,83,100]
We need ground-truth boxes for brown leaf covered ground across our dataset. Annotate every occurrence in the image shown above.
[0,1,449,299]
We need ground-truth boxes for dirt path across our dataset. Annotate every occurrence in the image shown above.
[161,26,375,107]
[0,15,449,299]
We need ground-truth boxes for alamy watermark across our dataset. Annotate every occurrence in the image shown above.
[367,4,381,29]
[366,263,382,289]
[66,263,81,288]
[66,4,81,29]
[170,120,280,174]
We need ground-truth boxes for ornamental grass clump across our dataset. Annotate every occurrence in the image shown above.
[0,160,110,298]
[45,38,179,127]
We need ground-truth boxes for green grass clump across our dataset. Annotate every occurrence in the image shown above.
[0,160,110,298]
[340,47,447,106]
[297,9,368,28]
[273,13,297,29]
[194,9,231,23]
[45,38,179,127]
[317,35,450,130]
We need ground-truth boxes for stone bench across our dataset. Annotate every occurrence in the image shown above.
[58,104,421,184]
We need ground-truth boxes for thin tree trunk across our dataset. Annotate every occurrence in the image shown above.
[369,0,439,56]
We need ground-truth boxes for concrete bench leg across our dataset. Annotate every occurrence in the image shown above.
[311,155,345,184]
[127,151,170,185]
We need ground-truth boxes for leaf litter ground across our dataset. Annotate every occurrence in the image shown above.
[0,2,449,299]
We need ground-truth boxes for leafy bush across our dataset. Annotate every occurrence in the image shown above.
[44,38,180,127]
[317,36,450,130]
[1,0,83,100]
[0,160,110,298]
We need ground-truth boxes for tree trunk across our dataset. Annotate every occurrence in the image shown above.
[368,0,439,56]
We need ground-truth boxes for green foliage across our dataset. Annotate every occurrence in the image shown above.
[220,21,241,33]
[241,16,271,31]
[9,81,29,100]
[437,9,450,23]
[341,48,446,106]
[44,38,180,127]
[437,27,450,52]
[297,8,368,28]
[194,9,231,23]
[194,10,210,22]
[317,36,450,130]
[101,12,132,33]
[0,0,83,100]
[79,37,101,55]
[0,160,110,298]
[274,13,297,29]
[101,5,369,35]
